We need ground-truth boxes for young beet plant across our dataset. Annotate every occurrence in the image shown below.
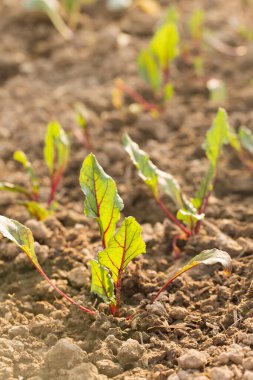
[0,154,232,317]
[0,121,69,220]
[123,108,230,255]
[114,19,180,114]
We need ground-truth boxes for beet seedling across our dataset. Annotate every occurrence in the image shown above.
[123,108,230,254]
[0,121,69,220]
[115,19,180,114]
[138,20,180,102]
[73,103,92,150]
[80,153,146,316]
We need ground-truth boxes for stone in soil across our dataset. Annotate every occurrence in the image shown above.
[177,349,208,370]
[45,338,86,370]
[117,338,145,366]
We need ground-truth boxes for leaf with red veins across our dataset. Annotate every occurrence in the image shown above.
[79,153,124,247]
[98,216,146,283]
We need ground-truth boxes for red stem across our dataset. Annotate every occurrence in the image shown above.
[150,263,198,304]
[47,168,64,208]
[33,262,96,316]
[155,198,191,237]
[118,82,160,113]
[114,278,122,317]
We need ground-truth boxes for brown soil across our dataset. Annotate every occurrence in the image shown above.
[0,1,252,379]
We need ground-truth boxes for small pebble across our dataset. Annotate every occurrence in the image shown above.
[117,339,145,366]
[210,366,234,380]
[178,349,208,370]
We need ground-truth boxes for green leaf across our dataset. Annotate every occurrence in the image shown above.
[98,216,146,283]
[90,260,115,304]
[163,82,174,101]
[0,215,95,315]
[177,208,204,228]
[157,169,184,208]
[189,9,204,41]
[123,133,158,198]
[193,108,229,210]
[44,121,70,177]
[13,150,29,167]
[0,215,40,267]
[228,127,241,152]
[138,49,162,91]
[151,22,180,70]
[151,248,232,302]
[0,182,31,198]
[239,126,253,155]
[75,103,88,131]
[79,153,124,247]
[14,150,39,197]
[22,201,52,221]
[165,5,180,23]
[123,134,188,208]
[204,108,229,166]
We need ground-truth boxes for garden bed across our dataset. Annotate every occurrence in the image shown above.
[0,1,252,379]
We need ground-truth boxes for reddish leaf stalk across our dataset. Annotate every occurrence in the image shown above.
[117,81,160,113]
[47,167,64,207]
[150,263,198,304]
[155,197,191,237]
[33,261,96,316]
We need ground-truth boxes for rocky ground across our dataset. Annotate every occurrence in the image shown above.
[0,0,252,379]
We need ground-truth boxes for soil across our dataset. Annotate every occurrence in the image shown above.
[0,0,252,379]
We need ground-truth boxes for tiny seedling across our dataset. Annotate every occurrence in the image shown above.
[24,0,95,40]
[138,20,180,102]
[123,108,230,255]
[114,19,180,114]
[228,125,253,169]
[73,103,92,150]
[0,121,69,220]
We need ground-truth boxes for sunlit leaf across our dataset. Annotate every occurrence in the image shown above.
[123,133,158,197]
[79,153,124,247]
[138,49,161,91]
[22,201,52,221]
[0,215,40,267]
[239,126,253,155]
[0,215,95,315]
[165,5,180,23]
[151,22,180,70]
[193,108,229,210]
[151,248,232,302]
[98,216,146,283]
[177,208,204,228]
[189,9,204,41]
[90,260,115,304]
[14,150,39,197]
[75,103,88,131]
[163,82,174,100]
[0,182,31,199]
[44,121,70,177]
[123,134,187,208]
